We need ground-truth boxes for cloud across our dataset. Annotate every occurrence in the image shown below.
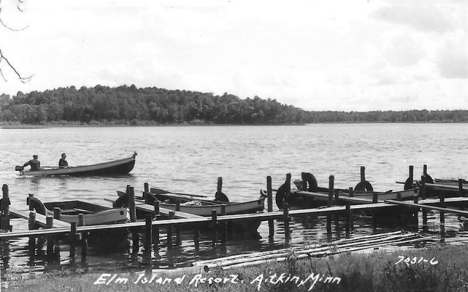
[372,5,456,33]
[436,33,468,79]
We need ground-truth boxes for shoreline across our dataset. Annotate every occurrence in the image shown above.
[4,243,467,292]
[2,121,468,129]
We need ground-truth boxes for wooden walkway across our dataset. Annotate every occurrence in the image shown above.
[9,208,70,228]
[1,191,468,240]
[134,201,203,220]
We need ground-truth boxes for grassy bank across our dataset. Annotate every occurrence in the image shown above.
[4,244,468,292]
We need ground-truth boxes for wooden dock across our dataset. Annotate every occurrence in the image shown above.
[9,208,70,228]
[1,166,468,270]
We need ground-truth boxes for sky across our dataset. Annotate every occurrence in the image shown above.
[0,0,467,111]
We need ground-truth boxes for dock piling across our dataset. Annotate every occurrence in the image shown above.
[267,176,274,239]
[70,222,77,261]
[46,216,54,255]
[327,176,334,234]
[145,214,152,255]
[211,210,217,250]
[221,204,227,243]
[28,211,36,230]
[167,211,174,250]
[2,184,11,231]
[283,202,290,241]
[345,202,351,238]
[54,207,61,220]
[217,177,223,194]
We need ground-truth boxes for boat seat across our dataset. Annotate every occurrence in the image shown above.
[60,208,94,214]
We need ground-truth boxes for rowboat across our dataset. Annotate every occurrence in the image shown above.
[115,187,266,234]
[16,152,137,176]
[27,196,128,225]
[27,196,129,249]
[145,187,266,216]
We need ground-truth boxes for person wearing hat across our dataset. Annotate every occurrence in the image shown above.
[58,153,68,168]
[23,155,41,171]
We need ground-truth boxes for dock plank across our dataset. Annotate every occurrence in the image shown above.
[386,200,468,216]
[295,191,374,204]
[426,183,468,192]
[134,201,204,219]
[9,208,70,228]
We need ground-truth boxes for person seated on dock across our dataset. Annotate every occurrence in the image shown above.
[23,155,41,171]
[59,153,68,168]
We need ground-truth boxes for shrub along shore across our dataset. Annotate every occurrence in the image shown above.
[4,243,468,292]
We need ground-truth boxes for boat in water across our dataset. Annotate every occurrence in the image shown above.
[276,172,419,209]
[27,196,128,225]
[115,187,266,234]
[145,187,266,216]
[15,152,137,176]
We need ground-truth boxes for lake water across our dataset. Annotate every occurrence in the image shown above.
[0,124,467,275]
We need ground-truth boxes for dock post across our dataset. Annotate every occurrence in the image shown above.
[459,179,464,197]
[46,216,54,255]
[334,189,340,235]
[78,213,85,226]
[28,211,36,230]
[28,211,37,253]
[211,210,217,252]
[334,189,340,203]
[81,231,88,261]
[175,201,181,246]
[221,204,227,244]
[167,211,174,250]
[327,176,334,234]
[440,192,446,239]
[144,182,149,193]
[345,202,351,238]
[128,187,137,223]
[53,207,61,220]
[128,186,139,252]
[70,222,77,262]
[348,187,354,232]
[145,214,152,260]
[370,190,377,202]
[152,201,160,252]
[267,176,274,240]
[217,177,223,194]
[154,201,160,216]
[283,202,290,241]
[328,175,334,206]
[1,184,11,231]
[360,166,366,183]
[78,213,88,259]
[420,175,427,200]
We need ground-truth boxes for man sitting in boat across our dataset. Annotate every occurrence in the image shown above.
[23,155,41,171]
[59,153,68,168]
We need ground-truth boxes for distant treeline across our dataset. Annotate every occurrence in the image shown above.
[0,85,467,125]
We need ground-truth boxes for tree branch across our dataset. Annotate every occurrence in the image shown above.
[0,0,32,82]
[0,49,33,83]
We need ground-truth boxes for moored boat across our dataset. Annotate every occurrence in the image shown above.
[16,152,137,177]
[145,187,266,216]
[276,172,419,209]
[27,196,128,225]
[115,187,266,234]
